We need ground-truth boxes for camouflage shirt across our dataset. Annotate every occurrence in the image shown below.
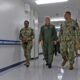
[59,19,79,41]
[19,27,34,42]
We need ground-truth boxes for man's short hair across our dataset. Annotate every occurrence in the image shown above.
[45,16,50,20]
[65,11,71,15]
[24,20,29,24]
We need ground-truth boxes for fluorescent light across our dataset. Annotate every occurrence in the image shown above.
[56,26,60,29]
[51,17,65,22]
[35,19,38,24]
[35,0,68,5]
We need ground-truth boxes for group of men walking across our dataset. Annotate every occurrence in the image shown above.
[19,11,80,70]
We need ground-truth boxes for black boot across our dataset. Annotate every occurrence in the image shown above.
[48,64,52,69]
[61,60,67,67]
[69,64,74,70]
[24,64,30,68]
[61,57,67,67]
[26,65,30,67]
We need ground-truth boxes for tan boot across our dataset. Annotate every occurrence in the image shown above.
[61,60,67,67]
[69,64,74,70]
[25,59,30,67]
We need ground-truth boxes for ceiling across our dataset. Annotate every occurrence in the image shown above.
[24,0,80,24]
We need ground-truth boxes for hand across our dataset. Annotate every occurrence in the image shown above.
[57,40,61,43]
[54,41,57,45]
[22,38,27,43]
[76,41,79,49]
[27,38,32,41]
[39,40,43,47]
[41,40,43,47]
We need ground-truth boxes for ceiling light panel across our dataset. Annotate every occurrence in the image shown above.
[51,17,65,22]
[35,0,68,5]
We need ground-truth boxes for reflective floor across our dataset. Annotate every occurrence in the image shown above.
[0,54,80,80]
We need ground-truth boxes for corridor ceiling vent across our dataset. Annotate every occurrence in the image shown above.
[51,17,65,22]
[35,0,68,5]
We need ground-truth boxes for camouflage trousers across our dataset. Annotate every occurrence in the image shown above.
[60,40,76,65]
[22,41,33,65]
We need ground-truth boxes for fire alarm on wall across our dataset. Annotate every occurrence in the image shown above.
[24,3,31,13]
[56,13,59,16]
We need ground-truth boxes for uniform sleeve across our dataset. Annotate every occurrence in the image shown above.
[75,21,80,41]
[52,25,58,41]
[39,26,44,42]
[31,29,35,39]
[58,24,63,41]
[19,29,23,40]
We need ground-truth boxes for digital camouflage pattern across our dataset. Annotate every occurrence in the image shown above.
[59,19,79,66]
[19,27,34,65]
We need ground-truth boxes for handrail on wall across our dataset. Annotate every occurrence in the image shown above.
[0,40,20,42]
[0,40,21,45]
[0,43,21,45]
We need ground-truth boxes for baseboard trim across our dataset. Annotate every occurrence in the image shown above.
[0,57,39,72]
[0,61,25,72]
[31,57,39,60]
[39,52,43,55]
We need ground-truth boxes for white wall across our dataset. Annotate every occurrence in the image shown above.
[0,0,26,69]
[30,8,39,58]
[0,0,39,69]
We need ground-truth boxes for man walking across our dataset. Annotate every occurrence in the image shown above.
[59,11,79,70]
[39,16,57,68]
[19,20,34,67]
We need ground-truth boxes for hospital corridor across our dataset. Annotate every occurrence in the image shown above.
[0,0,80,80]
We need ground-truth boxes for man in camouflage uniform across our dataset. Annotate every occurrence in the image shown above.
[19,20,34,67]
[59,11,79,70]
[39,16,57,68]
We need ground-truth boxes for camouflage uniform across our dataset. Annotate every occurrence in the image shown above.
[39,24,57,65]
[59,19,79,68]
[19,27,34,65]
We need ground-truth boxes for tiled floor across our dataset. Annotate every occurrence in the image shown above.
[0,54,80,80]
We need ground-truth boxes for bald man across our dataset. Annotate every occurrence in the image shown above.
[39,16,57,68]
